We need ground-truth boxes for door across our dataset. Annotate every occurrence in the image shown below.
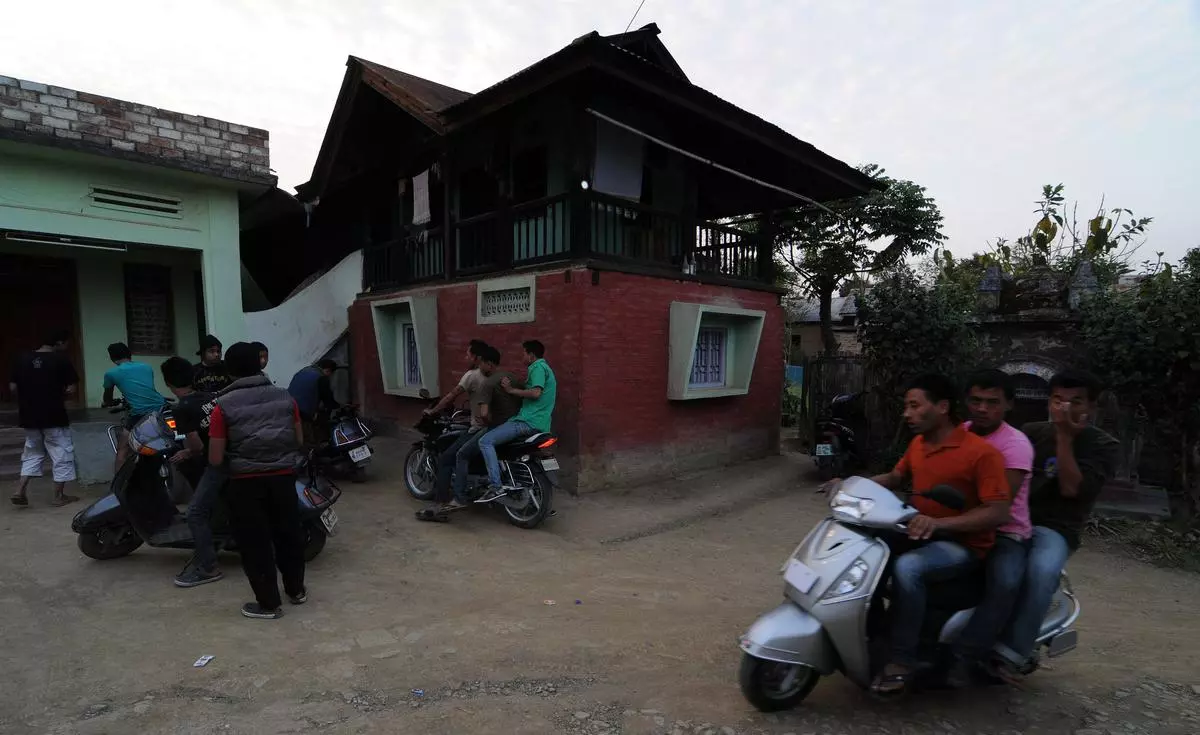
[0,252,83,406]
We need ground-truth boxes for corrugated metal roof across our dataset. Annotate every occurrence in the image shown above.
[786,295,858,323]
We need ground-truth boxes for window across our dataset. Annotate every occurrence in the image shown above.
[689,327,727,388]
[403,323,421,386]
[477,274,536,324]
[511,146,548,203]
[124,263,174,354]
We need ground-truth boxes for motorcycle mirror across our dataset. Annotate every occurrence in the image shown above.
[418,388,431,400]
[920,484,966,511]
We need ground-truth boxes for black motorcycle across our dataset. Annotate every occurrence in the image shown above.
[72,410,341,562]
[311,404,374,483]
[812,392,865,481]
[403,394,558,529]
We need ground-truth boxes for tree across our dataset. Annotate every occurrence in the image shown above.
[1079,248,1200,516]
[776,164,946,354]
[856,266,979,462]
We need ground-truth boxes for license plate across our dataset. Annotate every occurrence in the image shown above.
[320,507,339,534]
[784,559,819,594]
[540,457,560,471]
[349,446,372,463]
[815,443,833,457]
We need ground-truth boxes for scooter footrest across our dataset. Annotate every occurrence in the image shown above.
[148,523,193,546]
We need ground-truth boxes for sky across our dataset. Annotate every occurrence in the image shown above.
[3,0,1197,262]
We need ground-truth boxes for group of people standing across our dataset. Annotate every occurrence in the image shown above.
[860,368,1117,696]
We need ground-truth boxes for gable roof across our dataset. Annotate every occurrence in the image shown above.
[354,57,472,129]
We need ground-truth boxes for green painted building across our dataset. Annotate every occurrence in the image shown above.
[0,76,275,407]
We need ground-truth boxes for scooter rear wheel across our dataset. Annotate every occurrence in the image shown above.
[303,523,328,562]
[738,653,819,712]
[78,528,144,560]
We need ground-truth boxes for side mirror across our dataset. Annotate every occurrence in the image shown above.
[418,389,431,400]
[920,484,966,511]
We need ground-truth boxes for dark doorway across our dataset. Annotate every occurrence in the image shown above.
[0,252,84,407]
[1010,373,1050,429]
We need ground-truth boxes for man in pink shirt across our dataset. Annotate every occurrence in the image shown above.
[947,369,1035,687]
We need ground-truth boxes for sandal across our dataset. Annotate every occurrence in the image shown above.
[414,508,449,523]
[870,668,914,700]
[50,495,79,507]
[10,494,29,507]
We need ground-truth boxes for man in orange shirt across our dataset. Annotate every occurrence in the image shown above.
[867,373,1011,697]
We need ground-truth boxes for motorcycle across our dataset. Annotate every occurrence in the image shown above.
[403,392,558,529]
[811,393,864,481]
[311,404,375,483]
[72,410,341,562]
[737,477,1080,711]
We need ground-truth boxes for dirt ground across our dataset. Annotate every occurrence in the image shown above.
[3,438,1199,735]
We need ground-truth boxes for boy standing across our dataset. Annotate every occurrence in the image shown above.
[193,334,232,393]
[9,330,79,508]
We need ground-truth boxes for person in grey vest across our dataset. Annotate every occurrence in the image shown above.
[207,342,306,620]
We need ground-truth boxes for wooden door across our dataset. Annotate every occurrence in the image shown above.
[0,253,83,405]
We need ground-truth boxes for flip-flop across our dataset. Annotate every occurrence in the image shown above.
[414,508,449,523]
[50,495,79,508]
[10,495,29,507]
[869,671,913,700]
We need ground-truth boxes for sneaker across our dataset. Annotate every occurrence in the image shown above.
[477,485,509,503]
[241,603,284,619]
[287,590,308,605]
[174,566,224,588]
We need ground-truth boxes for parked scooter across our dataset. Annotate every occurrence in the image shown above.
[72,410,341,562]
[737,477,1080,711]
[402,391,558,529]
[811,393,864,481]
[310,404,374,483]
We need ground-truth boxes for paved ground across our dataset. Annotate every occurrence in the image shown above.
[3,439,1199,734]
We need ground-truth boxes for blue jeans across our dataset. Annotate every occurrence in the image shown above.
[953,535,1029,659]
[435,429,478,503]
[889,540,979,667]
[478,419,535,486]
[995,526,1071,665]
[187,464,228,572]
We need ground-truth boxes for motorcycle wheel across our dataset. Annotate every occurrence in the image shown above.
[738,653,819,712]
[78,527,144,560]
[303,522,327,562]
[503,473,553,529]
[403,446,437,501]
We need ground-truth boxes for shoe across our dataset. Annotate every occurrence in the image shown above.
[241,603,284,619]
[174,566,224,588]
[945,655,977,689]
[288,590,308,605]
[477,485,509,503]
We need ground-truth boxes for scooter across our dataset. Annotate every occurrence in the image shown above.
[737,477,1080,711]
[311,404,374,483]
[402,392,558,529]
[72,410,341,562]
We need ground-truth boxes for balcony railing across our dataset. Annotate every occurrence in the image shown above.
[363,190,773,291]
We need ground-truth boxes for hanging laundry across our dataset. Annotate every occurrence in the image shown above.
[412,169,431,225]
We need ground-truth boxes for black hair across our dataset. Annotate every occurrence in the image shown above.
[469,339,489,358]
[522,339,545,359]
[906,373,960,413]
[44,329,70,346]
[316,359,338,372]
[160,356,194,389]
[251,341,268,354]
[1050,369,1102,402]
[225,342,262,379]
[107,342,132,361]
[966,368,1014,401]
[480,345,501,365]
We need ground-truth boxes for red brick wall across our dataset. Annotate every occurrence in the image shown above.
[348,266,783,490]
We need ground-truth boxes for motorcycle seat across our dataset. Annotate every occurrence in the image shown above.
[518,432,555,447]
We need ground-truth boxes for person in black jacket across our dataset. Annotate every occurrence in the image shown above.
[193,334,232,393]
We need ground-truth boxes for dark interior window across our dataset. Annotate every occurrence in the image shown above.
[459,167,498,218]
[511,146,548,203]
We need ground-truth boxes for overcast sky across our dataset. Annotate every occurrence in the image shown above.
[3,1,1197,261]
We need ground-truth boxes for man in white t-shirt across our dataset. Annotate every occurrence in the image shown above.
[425,340,489,502]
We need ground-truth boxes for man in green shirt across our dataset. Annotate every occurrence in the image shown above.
[477,339,556,499]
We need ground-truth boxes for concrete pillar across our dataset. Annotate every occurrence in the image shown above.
[202,190,247,343]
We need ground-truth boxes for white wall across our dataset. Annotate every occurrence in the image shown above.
[244,250,363,385]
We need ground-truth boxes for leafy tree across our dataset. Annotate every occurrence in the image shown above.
[856,266,979,462]
[776,164,946,354]
[1079,248,1200,516]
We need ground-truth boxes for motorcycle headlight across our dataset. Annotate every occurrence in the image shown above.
[820,558,870,601]
[830,491,875,521]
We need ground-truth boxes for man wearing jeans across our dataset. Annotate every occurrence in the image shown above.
[424,340,489,506]
[946,369,1035,686]
[478,340,556,500]
[866,373,1010,697]
[991,370,1118,679]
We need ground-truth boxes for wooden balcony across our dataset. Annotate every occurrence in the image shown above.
[363,190,774,292]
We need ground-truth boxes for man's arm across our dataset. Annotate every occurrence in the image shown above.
[869,443,914,490]
[913,450,1011,539]
[207,405,227,466]
[503,364,544,400]
[504,384,542,400]
[102,386,115,405]
[171,431,205,464]
[316,374,340,410]
[426,383,465,414]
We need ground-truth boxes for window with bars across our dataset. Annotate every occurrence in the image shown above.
[689,326,727,388]
[403,323,421,386]
[480,286,531,319]
[124,263,174,354]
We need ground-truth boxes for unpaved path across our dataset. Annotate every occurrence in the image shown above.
[2,440,1198,734]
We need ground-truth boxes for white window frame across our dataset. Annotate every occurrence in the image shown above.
[476,273,536,324]
[370,294,439,397]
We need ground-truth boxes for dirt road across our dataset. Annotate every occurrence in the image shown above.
[2,440,1198,734]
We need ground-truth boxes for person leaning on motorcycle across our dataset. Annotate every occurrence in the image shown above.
[287,358,340,447]
[865,373,1011,698]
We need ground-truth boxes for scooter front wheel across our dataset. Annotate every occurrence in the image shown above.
[403,447,437,501]
[738,653,820,712]
[77,527,144,560]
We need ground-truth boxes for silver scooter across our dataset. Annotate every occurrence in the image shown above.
[737,477,1081,711]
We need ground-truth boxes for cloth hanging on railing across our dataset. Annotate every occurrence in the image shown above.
[412,169,431,225]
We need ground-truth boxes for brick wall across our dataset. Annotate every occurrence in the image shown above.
[0,76,273,186]
[349,266,784,491]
